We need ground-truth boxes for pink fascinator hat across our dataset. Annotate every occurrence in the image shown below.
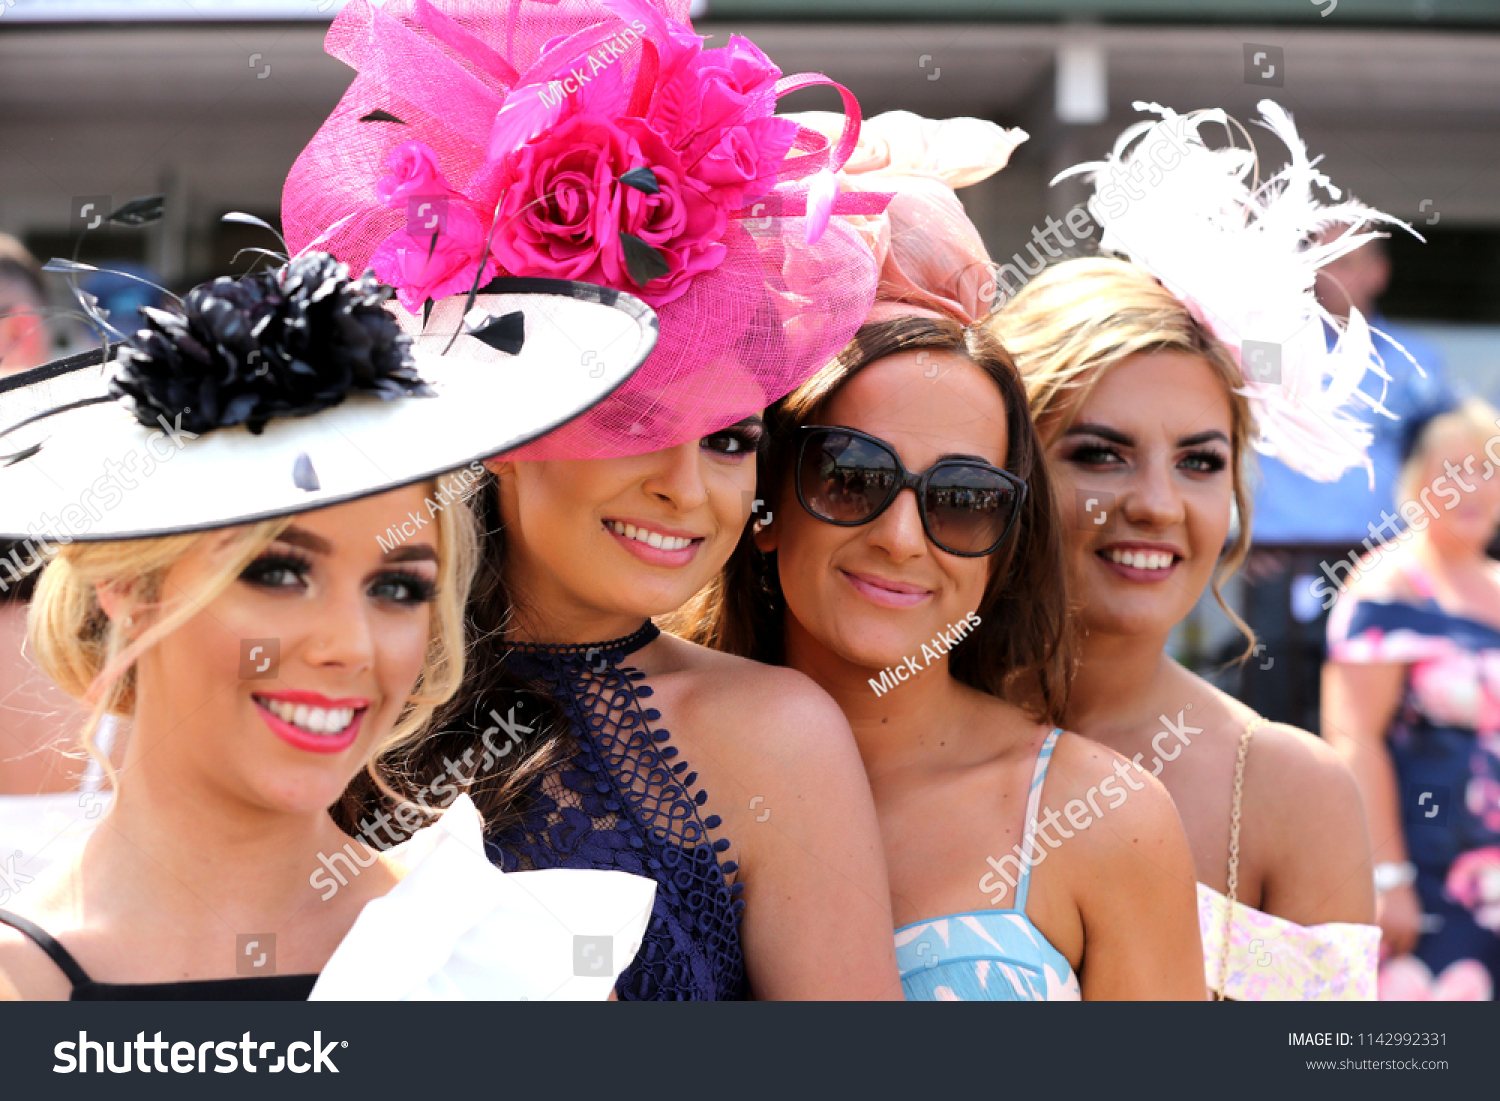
[282,0,888,460]
[790,110,1027,325]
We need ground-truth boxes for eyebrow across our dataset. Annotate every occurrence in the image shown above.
[1178,429,1231,448]
[274,526,438,565]
[1063,422,1229,448]
[275,527,331,555]
[385,545,438,565]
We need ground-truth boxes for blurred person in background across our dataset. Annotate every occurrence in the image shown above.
[1324,399,1500,1000]
[0,233,100,875]
[0,234,50,373]
[1241,225,1454,732]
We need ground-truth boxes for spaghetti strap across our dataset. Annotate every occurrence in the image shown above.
[1212,717,1264,1000]
[1014,728,1062,914]
[0,908,93,991]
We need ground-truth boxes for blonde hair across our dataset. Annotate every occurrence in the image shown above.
[1396,397,1500,512]
[986,257,1258,654]
[27,479,479,800]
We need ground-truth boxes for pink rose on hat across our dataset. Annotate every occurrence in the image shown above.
[490,113,727,307]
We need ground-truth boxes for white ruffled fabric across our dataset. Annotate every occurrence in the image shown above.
[1056,99,1419,485]
[786,109,1028,324]
[309,795,655,1000]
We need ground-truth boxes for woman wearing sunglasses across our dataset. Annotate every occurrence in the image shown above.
[672,315,1206,1000]
[988,102,1384,999]
[0,253,656,999]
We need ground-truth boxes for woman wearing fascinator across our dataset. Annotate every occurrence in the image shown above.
[987,100,1390,999]
[284,0,901,999]
[0,247,659,1000]
[670,110,1207,1000]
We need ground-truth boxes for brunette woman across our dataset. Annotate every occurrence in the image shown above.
[986,99,1398,999]
[286,0,903,999]
[673,315,1207,1000]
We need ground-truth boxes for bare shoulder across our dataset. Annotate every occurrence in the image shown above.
[1044,730,1188,852]
[1239,717,1373,921]
[1199,675,1355,798]
[0,907,74,1001]
[1338,545,1419,604]
[1241,718,1365,829]
[650,633,856,763]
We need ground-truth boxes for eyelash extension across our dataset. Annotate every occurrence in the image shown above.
[704,423,766,455]
[1182,449,1228,473]
[239,549,314,585]
[377,568,438,605]
[1065,442,1119,464]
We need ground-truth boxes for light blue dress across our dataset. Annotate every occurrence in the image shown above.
[895,728,1082,1000]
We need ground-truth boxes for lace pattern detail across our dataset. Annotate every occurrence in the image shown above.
[484,622,747,1000]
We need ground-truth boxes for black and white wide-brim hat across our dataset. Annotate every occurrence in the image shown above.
[0,257,655,541]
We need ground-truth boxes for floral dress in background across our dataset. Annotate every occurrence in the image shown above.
[1328,565,1500,998]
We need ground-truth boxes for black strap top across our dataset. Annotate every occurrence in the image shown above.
[0,909,317,1000]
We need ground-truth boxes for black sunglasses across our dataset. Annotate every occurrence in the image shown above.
[794,426,1027,557]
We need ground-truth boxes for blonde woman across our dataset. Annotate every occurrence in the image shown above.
[0,253,656,999]
[1325,399,1500,999]
[986,101,1414,999]
[991,256,1378,999]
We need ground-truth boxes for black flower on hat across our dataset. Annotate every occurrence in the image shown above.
[109,252,432,436]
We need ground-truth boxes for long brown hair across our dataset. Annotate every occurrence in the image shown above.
[336,468,575,837]
[667,315,1074,724]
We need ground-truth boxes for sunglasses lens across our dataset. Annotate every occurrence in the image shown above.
[800,430,899,524]
[924,465,1020,554]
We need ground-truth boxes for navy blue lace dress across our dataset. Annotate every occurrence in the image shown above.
[486,622,748,1000]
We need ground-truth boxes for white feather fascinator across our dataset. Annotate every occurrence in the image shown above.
[1055,99,1418,485]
